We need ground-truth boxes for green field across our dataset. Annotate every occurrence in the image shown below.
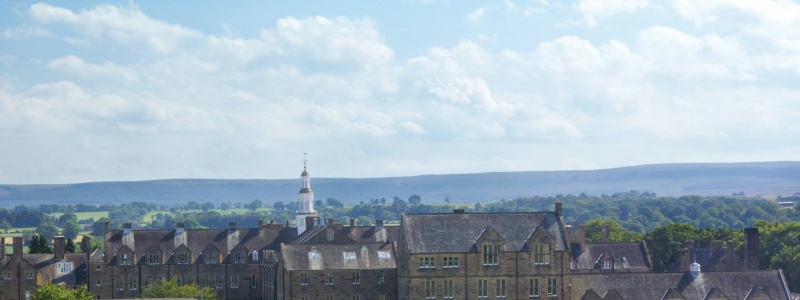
[142,207,273,223]
[49,211,109,221]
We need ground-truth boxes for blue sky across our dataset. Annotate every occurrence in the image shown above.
[1,0,800,184]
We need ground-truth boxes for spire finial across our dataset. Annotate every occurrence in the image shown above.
[303,152,307,170]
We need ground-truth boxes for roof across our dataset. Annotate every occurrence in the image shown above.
[570,270,791,300]
[572,242,652,272]
[668,247,741,272]
[105,224,296,264]
[401,212,567,253]
[281,243,396,271]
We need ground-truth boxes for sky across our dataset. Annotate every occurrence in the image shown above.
[1,0,800,184]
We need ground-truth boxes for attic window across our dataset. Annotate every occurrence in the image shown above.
[177,253,189,264]
[234,252,245,263]
[121,254,130,265]
[343,251,357,260]
[57,262,73,275]
[378,250,392,260]
[309,250,322,261]
[206,251,219,264]
[622,257,627,263]
[252,251,259,261]
[602,260,612,269]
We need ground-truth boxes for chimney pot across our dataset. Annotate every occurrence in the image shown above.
[555,202,563,218]
[577,225,586,251]
[229,221,237,230]
[13,236,23,258]
[744,227,760,271]
[349,218,356,228]
[376,219,384,230]
[0,237,5,259]
[123,223,132,235]
[601,225,610,243]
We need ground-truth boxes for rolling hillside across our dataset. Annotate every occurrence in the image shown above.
[1,161,799,208]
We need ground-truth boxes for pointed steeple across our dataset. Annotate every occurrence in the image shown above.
[295,153,317,235]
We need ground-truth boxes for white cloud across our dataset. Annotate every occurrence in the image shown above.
[48,55,139,82]
[576,0,650,26]
[2,26,51,38]
[466,7,488,22]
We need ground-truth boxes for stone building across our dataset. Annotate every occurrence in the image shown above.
[0,236,89,300]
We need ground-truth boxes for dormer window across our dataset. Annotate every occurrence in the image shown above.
[206,251,218,264]
[148,253,161,265]
[234,252,245,263]
[602,259,612,269]
[121,254,131,266]
[378,251,392,260]
[177,253,189,264]
[483,244,499,266]
[343,251,357,260]
[309,247,322,261]
[534,243,550,265]
[252,251,259,261]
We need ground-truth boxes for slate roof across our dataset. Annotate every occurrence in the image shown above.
[668,247,740,272]
[570,270,791,300]
[105,224,296,264]
[572,242,652,272]
[31,253,88,285]
[281,242,396,271]
[401,212,567,253]
[342,226,399,243]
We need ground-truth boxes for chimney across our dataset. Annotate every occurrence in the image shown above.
[601,225,610,243]
[54,236,65,260]
[258,219,264,227]
[122,223,132,235]
[555,202,562,218]
[565,225,573,245]
[176,222,185,235]
[709,240,722,249]
[726,240,734,251]
[82,236,91,254]
[326,228,335,242]
[453,209,465,214]
[104,221,110,233]
[229,221,237,231]
[349,218,356,228]
[577,225,586,250]
[680,240,693,272]
[744,228,760,270]
[13,236,23,258]
[1,237,5,260]
[375,219,384,230]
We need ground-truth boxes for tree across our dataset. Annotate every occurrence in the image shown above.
[29,235,53,254]
[90,217,119,236]
[220,202,231,211]
[325,198,344,208]
[57,212,77,226]
[0,218,11,233]
[273,201,286,211]
[643,223,697,272]
[408,194,422,205]
[583,218,643,243]
[33,283,93,300]
[247,199,262,211]
[140,279,218,300]
[36,222,59,241]
[187,201,200,210]
[62,220,81,239]
[65,238,76,253]
[201,201,216,212]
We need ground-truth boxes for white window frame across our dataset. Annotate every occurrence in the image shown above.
[57,262,73,275]
[478,279,489,298]
[547,278,557,296]
[530,278,539,297]
[419,256,436,268]
[496,279,507,298]
[534,243,550,265]
[443,256,460,268]
[483,244,499,266]
[425,280,436,299]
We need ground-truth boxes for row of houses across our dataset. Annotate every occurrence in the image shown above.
[0,166,794,299]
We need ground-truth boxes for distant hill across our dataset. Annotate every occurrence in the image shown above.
[1,161,799,208]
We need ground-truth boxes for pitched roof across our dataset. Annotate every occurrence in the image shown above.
[668,247,740,272]
[281,243,396,271]
[105,224,296,264]
[571,270,791,300]
[572,242,652,272]
[401,212,567,253]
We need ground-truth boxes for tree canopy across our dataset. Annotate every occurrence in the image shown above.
[32,283,93,300]
[140,279,218,300]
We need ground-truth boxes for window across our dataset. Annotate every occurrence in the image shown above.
[202,275,210,287]
[215,275,223,289]
[352,272,360,284]
[343,251,357,260]
[230,275,239,288]
[325,271,334,285]
[4,272,11,280]
[602,260,612,269]
[96,279,101,286]
[25,272,33,280]
[300,273,309,285]
[534,244,550,265]
[478,279,489,298]
[206,251,218,264]
[570,261,575,270]
[129,277,138,290]
[327,296,334,300]
[530,278,539,298]
[353,296,360,300]
[251,276,256,288]
[496,279,507,298]
[148,253,161,265]
[177,253,189,264]
[234,252,245,263]
[145,276,153,287]
[444,280,454,299]
[425,280,436,299]
[252,251,259,261]
[483,244,499,265]
[377,271,385,284]
[96,265,101,271]
[57,262,73,275]
[379,295,385,300]
[120,254,130,265]
[547,278,557,296]
[309,250,322,261]
[301,297,308,300]
[419,256,435,268]
[378,250,392,260]
[115,277,123,291]
[186,275,194,285]
[443,256,460,268]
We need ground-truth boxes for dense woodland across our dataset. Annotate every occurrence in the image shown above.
[2,193,800,291]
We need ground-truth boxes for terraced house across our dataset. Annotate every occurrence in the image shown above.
[0,164,794,299]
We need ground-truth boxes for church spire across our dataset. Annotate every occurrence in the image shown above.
[296,153,316,235]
